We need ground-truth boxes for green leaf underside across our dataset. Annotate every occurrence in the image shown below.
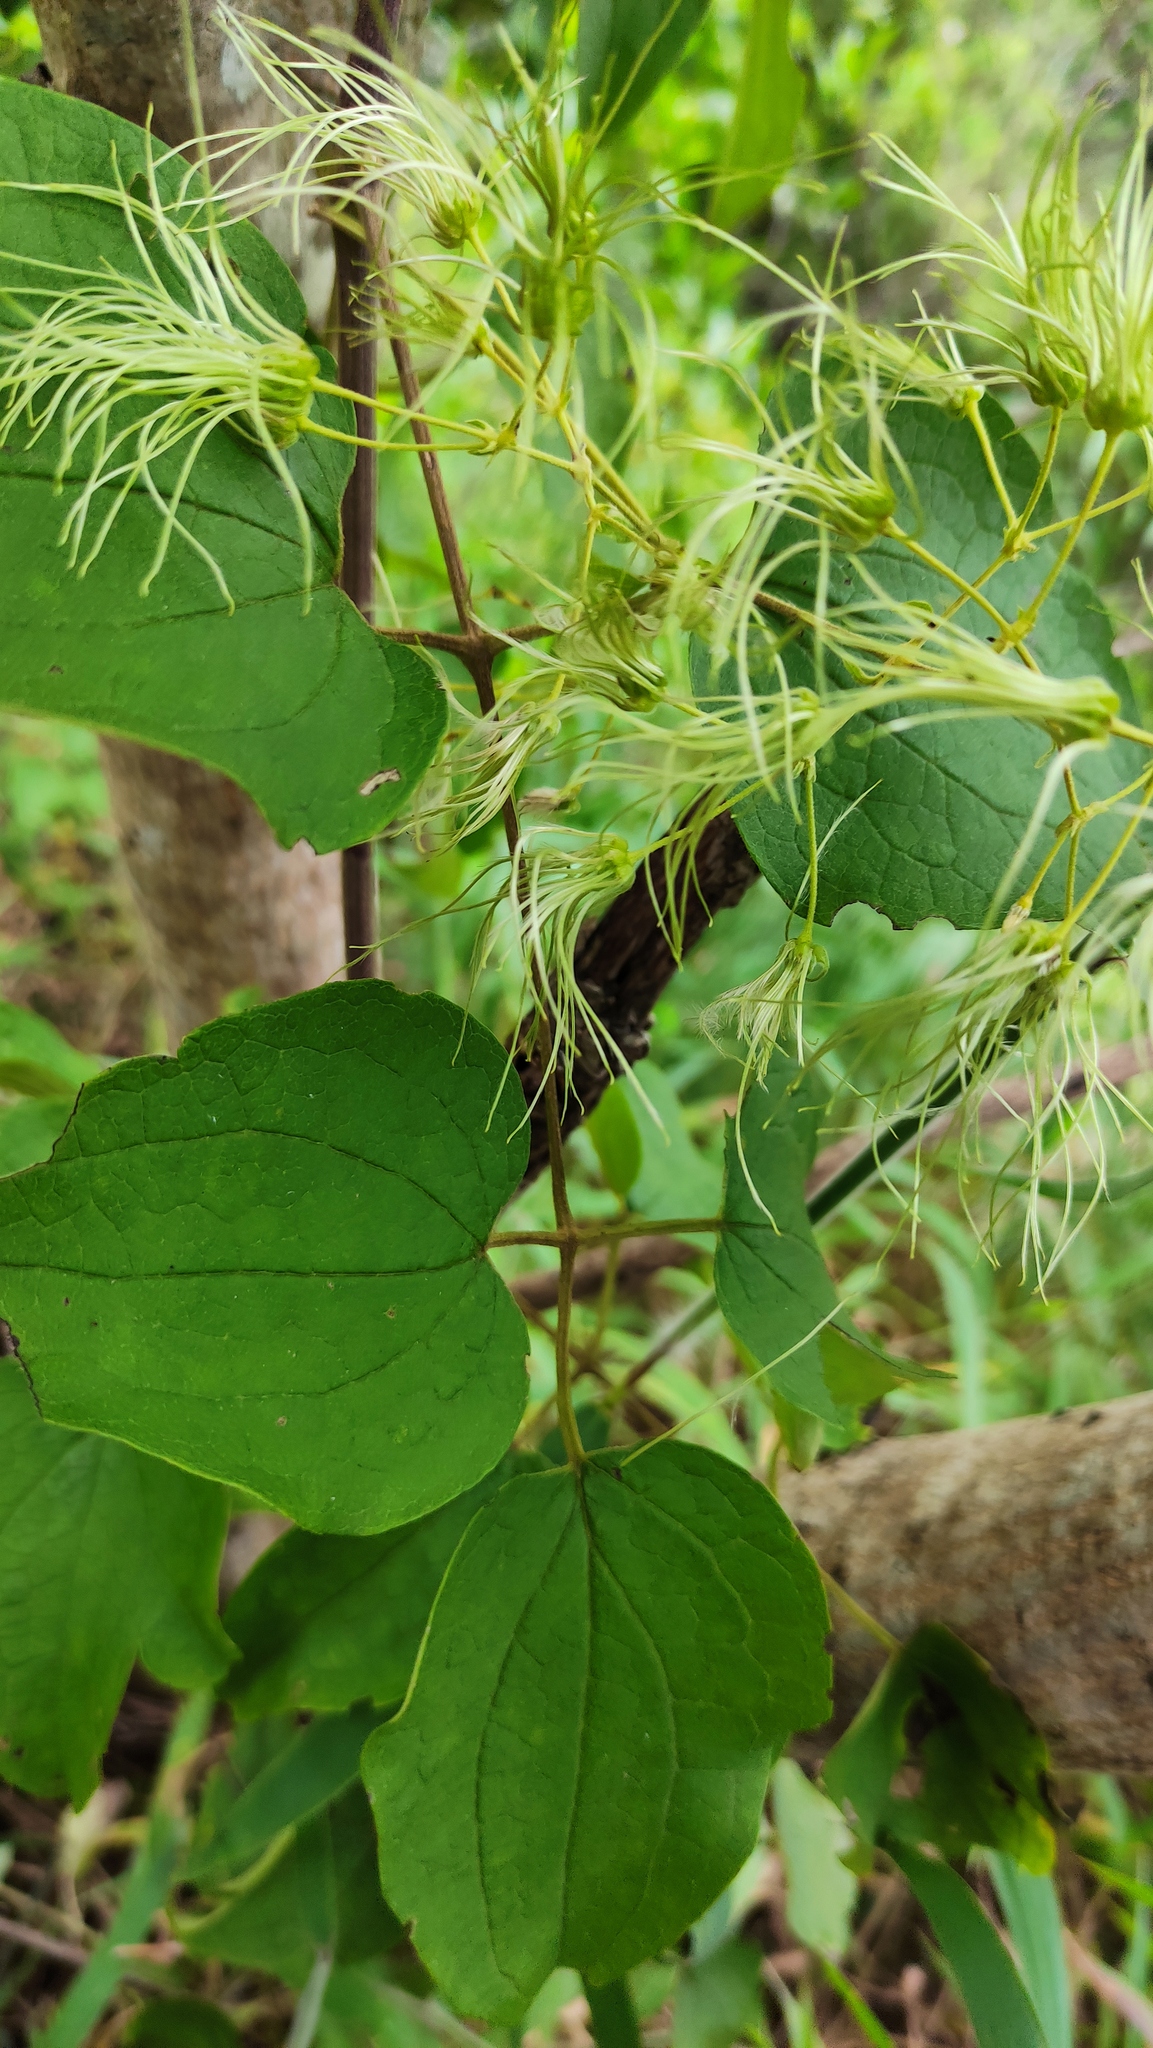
[185,1784,402,1990]
[886,1841,1046,2048]
[715,1069,840,1422]
[578,0,711,135]
[222,1452,542,1719]
[819,1320,954,1406]
[0,983,529,1534]
[824,1623,1055,1873]
[729,394,1149,928]
[0,1358,232,1804]
[0,81,445,853]
[364,1442,829,2023]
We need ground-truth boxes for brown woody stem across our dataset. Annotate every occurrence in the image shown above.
[335,1,393,979]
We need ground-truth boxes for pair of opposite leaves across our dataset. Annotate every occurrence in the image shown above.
[0,980,831,2017]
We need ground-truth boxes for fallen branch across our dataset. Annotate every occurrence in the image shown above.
[779,1391,1153,1774]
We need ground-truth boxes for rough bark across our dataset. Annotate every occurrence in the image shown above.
[519,812,762,1179]
[779,1391,1153,1775]
[97,744,345,1043]
[29,0,365,1044]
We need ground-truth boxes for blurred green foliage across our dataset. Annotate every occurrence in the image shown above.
[0,4,38,78]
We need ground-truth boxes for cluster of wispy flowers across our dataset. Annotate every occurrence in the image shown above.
[407,691,568,851]
[905,915,1138,1282]
[0,143,322,604]
[214,2,657,389]
[701,935,828,1078]
[871,105,1153,441]
[213,6,492,253]
[15,2,1152,1259]
[830,606,1120,747]
[412,592,1125,1121]
[473,828,637,1102]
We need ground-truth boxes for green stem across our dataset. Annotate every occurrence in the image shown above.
[582,1977,642,2048]
[886,529,1027,650]
[801,759,819,947]
[973,1160,1153,1203]
[1007,406,1062,546]
[588,1231,623,1369]
[488,1216,722,1249]
[820,1567,901,1654]
[1024,481,1145,542]
[1002,434,1119,650]
[965,392,1018,528]
[818,1958,899,2047]
[1111,718,1153,749]
[1060,767,1153,935]
[804,1062,973,1226]
[542,1065,585,1471]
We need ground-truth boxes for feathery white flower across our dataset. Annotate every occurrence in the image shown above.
[214,6,489,251]
[0,139,320,605]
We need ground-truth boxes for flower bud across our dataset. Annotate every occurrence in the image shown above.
[254,337,321,447]
[518,256,595,342]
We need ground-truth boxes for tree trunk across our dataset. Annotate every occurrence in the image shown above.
[779,1391,1153,1775]
[96,744,346,1043]
[27,0,378,1044]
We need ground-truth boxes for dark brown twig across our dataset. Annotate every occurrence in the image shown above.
[334,2,394,979]
[375,623,550,652]
[516,812,762,1183]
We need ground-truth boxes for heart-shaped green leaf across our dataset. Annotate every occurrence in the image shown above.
[0,81,445,852]
[0,1358,233,1804]
[363,1442,829,2021]
[0,983,529,1533]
